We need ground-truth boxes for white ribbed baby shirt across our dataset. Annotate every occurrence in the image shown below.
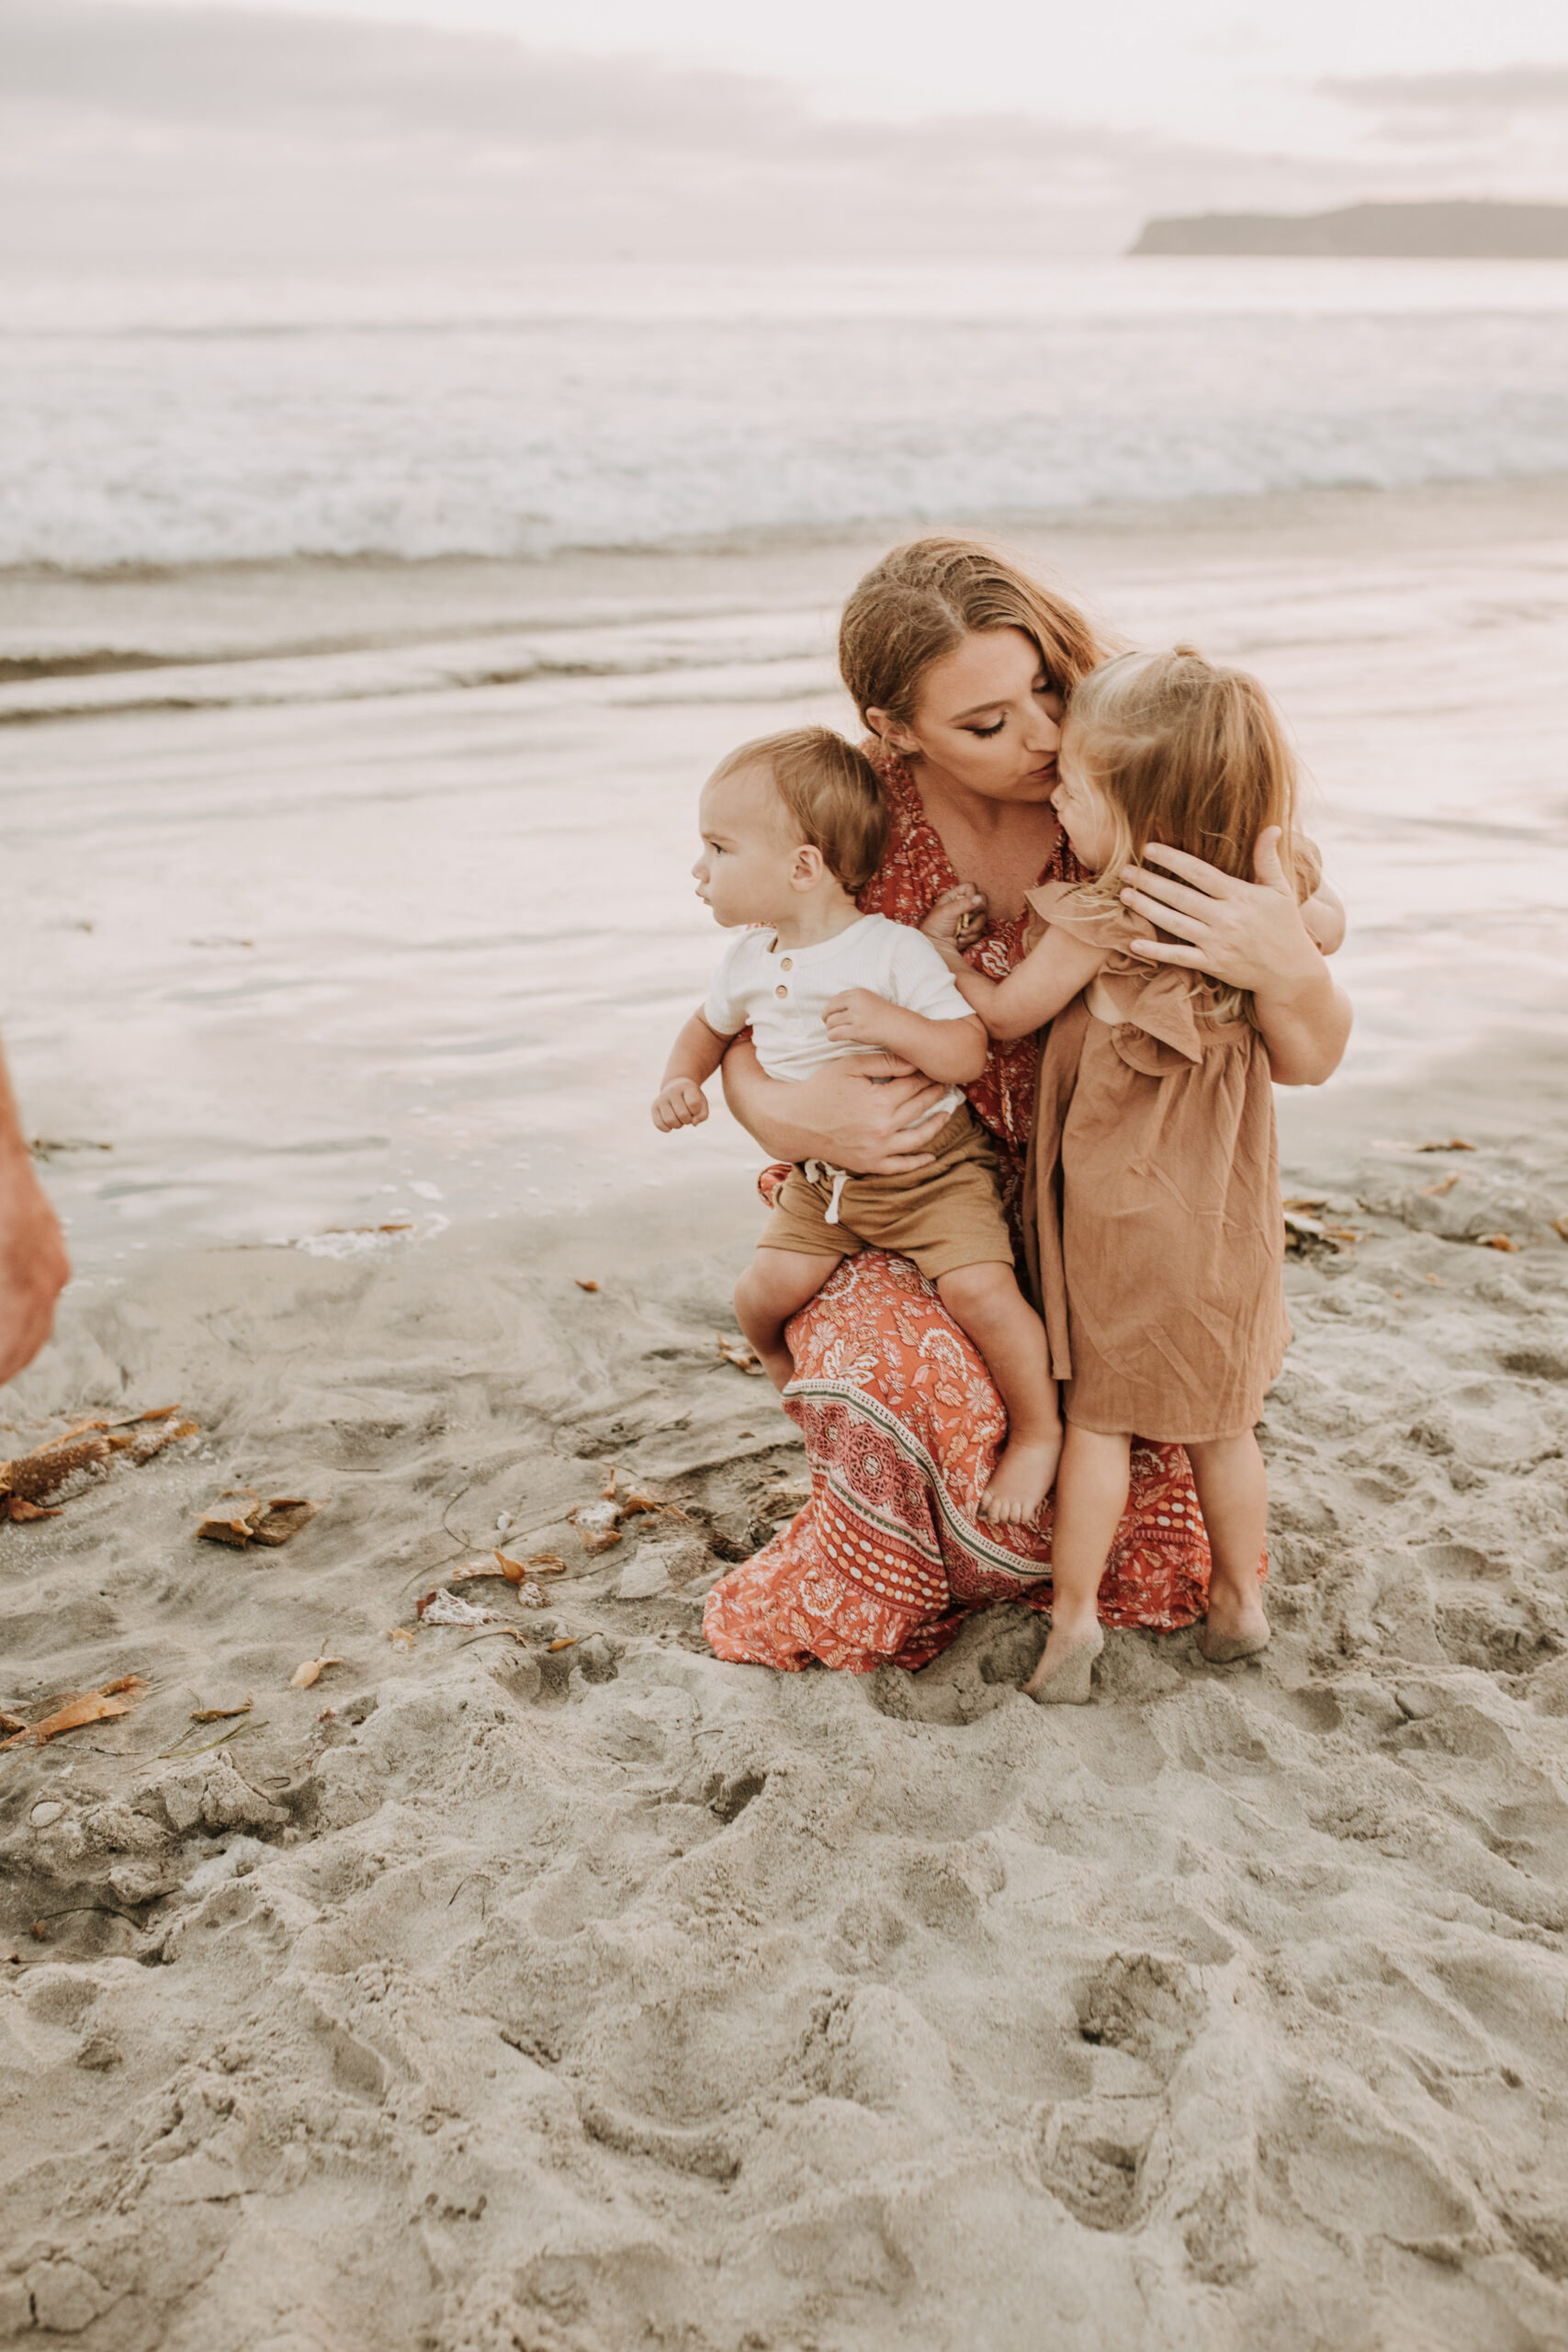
[702,913,972,1084]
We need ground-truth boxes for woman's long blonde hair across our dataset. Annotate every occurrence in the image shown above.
[839,537,1111,739]
[1068,645,1314,1023]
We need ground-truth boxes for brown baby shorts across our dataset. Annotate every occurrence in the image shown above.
[759,1103,1013,1280]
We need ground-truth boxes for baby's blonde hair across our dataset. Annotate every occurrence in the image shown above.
[1067,646,1316,1021]
[711,726,887,894]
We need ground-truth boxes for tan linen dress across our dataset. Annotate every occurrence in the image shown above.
[1023,881,1290,1443]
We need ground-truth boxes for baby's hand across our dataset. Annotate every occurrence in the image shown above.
[652,1079,708,1131]
[823,988,898,1049]
[921,884,988,955]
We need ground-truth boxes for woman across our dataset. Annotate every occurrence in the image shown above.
[703,538,1349,1675]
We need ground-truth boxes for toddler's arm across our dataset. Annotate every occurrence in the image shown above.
[652,1011,732,1131]
[822,993,987,1085]
[919,884,988,968]
[953,926,1108,1043]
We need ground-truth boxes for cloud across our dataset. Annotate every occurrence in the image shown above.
[1323,65,1568,119]
[2,1,1558,274]
[0,0,804,150]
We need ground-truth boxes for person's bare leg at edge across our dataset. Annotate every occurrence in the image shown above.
[936,1261,1063,1524]
[735,1248,844,1390]
[1188,1431,1272,1662]
[1021,1423,1125,1704]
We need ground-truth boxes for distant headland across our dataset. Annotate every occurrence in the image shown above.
[1131,200,1568,259]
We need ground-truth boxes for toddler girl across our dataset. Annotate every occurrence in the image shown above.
[928,649,1318,1699]
[653,725,1062,1523]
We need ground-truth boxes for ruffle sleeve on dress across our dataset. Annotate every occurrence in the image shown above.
[1023,881,1218,1066]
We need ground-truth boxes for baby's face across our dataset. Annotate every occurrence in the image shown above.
[693,763,799,927]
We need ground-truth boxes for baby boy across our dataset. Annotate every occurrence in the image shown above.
[651,725,1061,1523]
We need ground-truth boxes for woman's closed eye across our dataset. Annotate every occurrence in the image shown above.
[968,716,1006,738]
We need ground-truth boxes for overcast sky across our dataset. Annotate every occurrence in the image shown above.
[5,0,1567,277]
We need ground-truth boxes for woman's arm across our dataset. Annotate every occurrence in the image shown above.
[720,1035,953,1175]
[1119,829,1351,1086]
[821,991,987,1083]
[0,1046,70,1385]
[953,929,1106,1044]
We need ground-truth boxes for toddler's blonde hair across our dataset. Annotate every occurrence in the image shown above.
[1067,645,1317,1021]
[711,726,887,895]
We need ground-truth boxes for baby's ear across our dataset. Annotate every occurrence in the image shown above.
[791,844,827,889]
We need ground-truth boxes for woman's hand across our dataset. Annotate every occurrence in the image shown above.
[720,1036,952,1174]
[1120,829,1321,989]
[1119,829,1351,1085]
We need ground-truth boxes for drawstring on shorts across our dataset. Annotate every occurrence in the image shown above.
[803,1160,852,1226]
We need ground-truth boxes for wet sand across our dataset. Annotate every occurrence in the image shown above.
[4,481,1568,2350]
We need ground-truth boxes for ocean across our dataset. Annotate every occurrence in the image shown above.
[5,259,1568,571]
[3,260,1567,1266]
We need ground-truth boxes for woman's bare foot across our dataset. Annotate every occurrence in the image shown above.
[978,1428,1062,1526]
[1022,1616,1103,1705]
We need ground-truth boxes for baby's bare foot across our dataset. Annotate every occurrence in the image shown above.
[978,1429,1062,1527]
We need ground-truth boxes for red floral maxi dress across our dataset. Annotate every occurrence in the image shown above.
[702,759,1214,1673]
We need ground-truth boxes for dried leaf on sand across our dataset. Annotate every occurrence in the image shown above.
[547,1637,578,1653]
[620,1491,689,1524]
[0,1675,148,1750]
[387,1627,416,1652]
[2,1408,197,1520]
[1477,1233,1521,1252]
[1421,1174,1462,1197]
[197,1490,321,1548]
[575,1277,601,1292]
[289,1653,343,1688]
[1554,1214,1568,1243]
[716,1332,765,1375]
[189,1695,252,1723]
[496,1547,569,1580]
[1415,1137,1476,1152]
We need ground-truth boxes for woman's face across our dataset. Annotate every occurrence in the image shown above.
[871,627,1064,806]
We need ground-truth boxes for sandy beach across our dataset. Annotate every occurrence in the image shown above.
[5,481,1568,2349]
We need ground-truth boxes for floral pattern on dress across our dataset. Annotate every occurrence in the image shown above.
[703,754,1228,1676]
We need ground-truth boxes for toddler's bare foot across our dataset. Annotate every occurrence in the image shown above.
[1022,1617,1103,1705]
[1196,1580,1270,1662]
[978,1429,1061,1527]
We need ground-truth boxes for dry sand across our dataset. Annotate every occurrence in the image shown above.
[5,486,1568,2349]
